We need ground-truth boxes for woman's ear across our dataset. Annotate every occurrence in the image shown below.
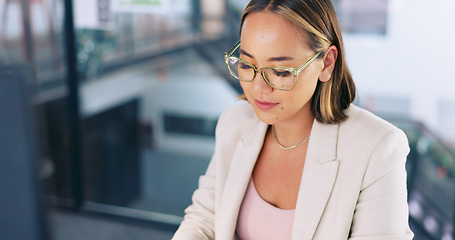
[319,45,338,82]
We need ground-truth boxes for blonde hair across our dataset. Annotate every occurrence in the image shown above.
[240,0,356,124]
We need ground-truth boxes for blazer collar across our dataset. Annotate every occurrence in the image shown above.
[307,120,340,163]
[292,120,341,240]
[216,118,268,240]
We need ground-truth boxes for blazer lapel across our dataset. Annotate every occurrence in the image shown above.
[216,119,268,240]
[291,121,341,240]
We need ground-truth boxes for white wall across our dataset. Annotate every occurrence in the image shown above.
[343,0,455,141]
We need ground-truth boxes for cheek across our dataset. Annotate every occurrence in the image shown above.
[295,73,319,96]
[275,94,289,120]
[240,81,250,94]
[240,82,254,103]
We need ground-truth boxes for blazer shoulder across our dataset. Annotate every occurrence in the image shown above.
[217,100,258,129]
[342,104,405,138]
[337,105,410,189]
[339,104,409,158]
[215,100,262,142]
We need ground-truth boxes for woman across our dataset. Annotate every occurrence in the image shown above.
[173,0,413,239]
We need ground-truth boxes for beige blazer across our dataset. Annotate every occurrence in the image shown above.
[172,101,414,240]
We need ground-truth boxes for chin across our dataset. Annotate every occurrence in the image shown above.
[252,108,279,125]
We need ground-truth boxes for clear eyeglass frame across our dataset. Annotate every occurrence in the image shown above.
[224,41,321,91]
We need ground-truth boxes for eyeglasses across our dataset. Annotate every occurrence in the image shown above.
[224,41,321,91]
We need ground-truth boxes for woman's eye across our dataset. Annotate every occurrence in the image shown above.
[273,69,291,77]
[239,62,252,70]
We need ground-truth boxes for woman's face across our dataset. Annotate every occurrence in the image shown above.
[239,11,324,126]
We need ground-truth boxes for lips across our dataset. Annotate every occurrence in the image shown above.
[254,99,278,111]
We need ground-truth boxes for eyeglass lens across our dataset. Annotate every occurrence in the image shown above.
[227,56,295,90]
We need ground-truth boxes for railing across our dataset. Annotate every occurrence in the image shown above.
[394,119,455,239]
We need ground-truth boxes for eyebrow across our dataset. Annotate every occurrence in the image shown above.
[239,48,254,59]
[239,48,295,62]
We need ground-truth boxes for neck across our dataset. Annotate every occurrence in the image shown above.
[272,110,314,148]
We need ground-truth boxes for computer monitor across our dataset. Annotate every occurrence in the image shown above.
[0,65,50,240]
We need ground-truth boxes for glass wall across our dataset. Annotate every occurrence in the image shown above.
[72,0,241,222]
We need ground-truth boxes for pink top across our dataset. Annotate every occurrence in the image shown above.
[236,178,295,240]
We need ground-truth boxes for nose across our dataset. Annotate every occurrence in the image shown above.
[251,71,273,93]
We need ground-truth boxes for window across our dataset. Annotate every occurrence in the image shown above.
[164,113,217,137]
[334,0,388,35]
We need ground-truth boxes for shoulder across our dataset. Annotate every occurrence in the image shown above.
[340,104,408,144]
[218,100,256,122]
[337,105,409,184]
[214,100,262,143]
[216,100,259,131]
[342,104,397,133]
[337,104,409,162]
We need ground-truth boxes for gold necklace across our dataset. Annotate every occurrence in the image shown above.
[272,125,310,150]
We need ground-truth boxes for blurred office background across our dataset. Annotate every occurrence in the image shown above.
[0,0,454,239]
